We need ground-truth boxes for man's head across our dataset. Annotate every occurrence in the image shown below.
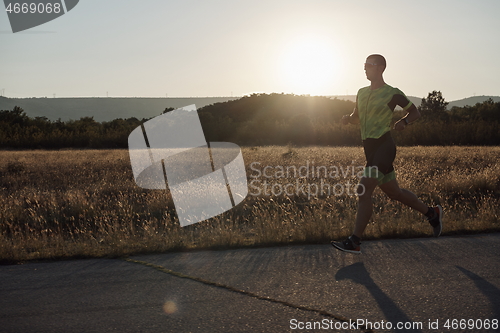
[364,54,386,81]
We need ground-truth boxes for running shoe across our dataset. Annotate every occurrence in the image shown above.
[427,205,443,237]
[331,236,361,254]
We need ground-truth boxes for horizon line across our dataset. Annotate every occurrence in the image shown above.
[1,94,499,101]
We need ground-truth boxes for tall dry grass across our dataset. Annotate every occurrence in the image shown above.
[0,146,499,262]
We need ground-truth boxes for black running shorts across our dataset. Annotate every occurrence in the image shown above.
[362,131,396,184]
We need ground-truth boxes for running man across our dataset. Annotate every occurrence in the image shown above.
[331,54,443,254]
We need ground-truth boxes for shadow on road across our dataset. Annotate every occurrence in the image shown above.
[456,266,500,319]
[336,262,422,333]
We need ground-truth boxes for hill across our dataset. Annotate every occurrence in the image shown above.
[447,96,500,109]
[0,95,498,122]
[0,96,239,122]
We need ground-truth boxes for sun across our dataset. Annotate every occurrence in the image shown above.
[280,37,340,95]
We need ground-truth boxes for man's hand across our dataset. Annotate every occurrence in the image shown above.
[393,119,406,131]
[341,115,351,125]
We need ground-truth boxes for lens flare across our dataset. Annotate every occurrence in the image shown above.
[163,301,178,314]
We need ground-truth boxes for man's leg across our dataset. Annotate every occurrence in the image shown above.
[378,178,427,214]
[331,176,379,253]
[352,176,379,238]
[379,178,443,237]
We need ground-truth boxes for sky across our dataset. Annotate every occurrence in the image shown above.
[0,0,499,101]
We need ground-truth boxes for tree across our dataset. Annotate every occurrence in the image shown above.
[0,106,29,125]
[162,107,175,114]
[419,91,449,121]
[475,98,500,122]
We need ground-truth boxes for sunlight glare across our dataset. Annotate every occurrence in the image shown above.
[280,37,340,95]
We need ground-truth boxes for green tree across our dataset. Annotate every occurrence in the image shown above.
[419,90,449,121]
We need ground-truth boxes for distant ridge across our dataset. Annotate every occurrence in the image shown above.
[0,95,498,121]
[0,96,239,122]
[447,96,500,108]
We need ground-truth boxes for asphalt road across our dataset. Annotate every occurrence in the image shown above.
[1,233,499,333]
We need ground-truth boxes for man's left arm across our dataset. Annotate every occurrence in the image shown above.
[392,95,420,131]
[394,104,420,131]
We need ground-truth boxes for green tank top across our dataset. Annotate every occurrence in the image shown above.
[357,84,413,140]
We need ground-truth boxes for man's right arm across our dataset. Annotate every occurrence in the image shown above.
[342,98,360,125]
[349,106,360,124]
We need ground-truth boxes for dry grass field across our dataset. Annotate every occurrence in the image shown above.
[1,146,499,263]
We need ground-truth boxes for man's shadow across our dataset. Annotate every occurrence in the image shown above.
[456,266,500,320]
[336,262,422,333]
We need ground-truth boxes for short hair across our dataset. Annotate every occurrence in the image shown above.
[367,54,386,69]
